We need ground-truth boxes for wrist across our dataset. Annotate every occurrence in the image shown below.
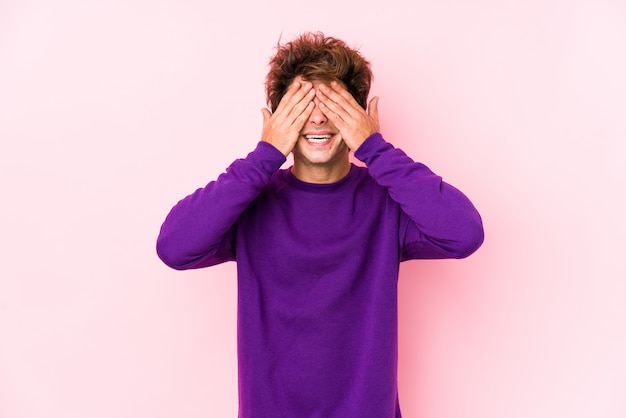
[353,132,386,162]
[262,139,292,157]
[348,131,376,153]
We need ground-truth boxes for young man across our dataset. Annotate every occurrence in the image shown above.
[157,32,484,418]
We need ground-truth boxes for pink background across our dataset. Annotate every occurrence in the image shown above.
[1,0,625,417]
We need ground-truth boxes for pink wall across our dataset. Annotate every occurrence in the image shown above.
[1,0,624,417]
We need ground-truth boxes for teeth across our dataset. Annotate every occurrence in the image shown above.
[305,134,332,143]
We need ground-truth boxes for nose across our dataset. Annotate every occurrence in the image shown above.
[308,99,328,125]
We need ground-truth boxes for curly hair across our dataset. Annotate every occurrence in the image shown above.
[265,32,372,112]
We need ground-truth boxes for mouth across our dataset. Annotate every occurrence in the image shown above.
[303,133,335,145]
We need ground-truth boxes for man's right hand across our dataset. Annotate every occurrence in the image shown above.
[261,78,316,157]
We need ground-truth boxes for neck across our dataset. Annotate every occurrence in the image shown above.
[291,158,351,184]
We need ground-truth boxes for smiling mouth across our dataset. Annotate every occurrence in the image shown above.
[304,134,334,144]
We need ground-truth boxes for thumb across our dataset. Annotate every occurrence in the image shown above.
[368,96,380,121]
[261,108,272,126]
[368,96,380,131]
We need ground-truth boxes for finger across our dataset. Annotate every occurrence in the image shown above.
[291,100,315,130]
[283,80,304,100]
[367,96,380,124]
[276,80,312,116]
[261,107,272,125]
[316,89,350,124]
[286,87,316,123]
[261,108,272,131]
[318,100,349,131]
[318,90,366,123]
[327,81,363,111]
[271,81,299,115]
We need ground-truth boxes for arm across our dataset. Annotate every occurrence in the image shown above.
[156,143,286,270]
[355,133,484,259]
[157,80,315,270]
[316,82,483,259]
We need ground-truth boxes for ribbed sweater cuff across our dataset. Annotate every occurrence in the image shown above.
[353,132,392,165]
[247,141,287,174]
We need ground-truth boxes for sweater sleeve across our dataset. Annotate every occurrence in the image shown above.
[156,141,286,270]
[354,133,484,260]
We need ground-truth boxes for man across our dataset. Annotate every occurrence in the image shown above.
[157,32,484,418]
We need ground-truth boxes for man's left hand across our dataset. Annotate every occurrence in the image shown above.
[315,81,380,151]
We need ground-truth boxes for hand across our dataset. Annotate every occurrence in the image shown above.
[261,79,316,156]
[315,81,380,151]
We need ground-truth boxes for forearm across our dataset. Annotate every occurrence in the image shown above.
[355,133,484,258]
[156,141,286,269]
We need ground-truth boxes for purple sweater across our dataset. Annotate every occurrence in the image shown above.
[157,133,484,417]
